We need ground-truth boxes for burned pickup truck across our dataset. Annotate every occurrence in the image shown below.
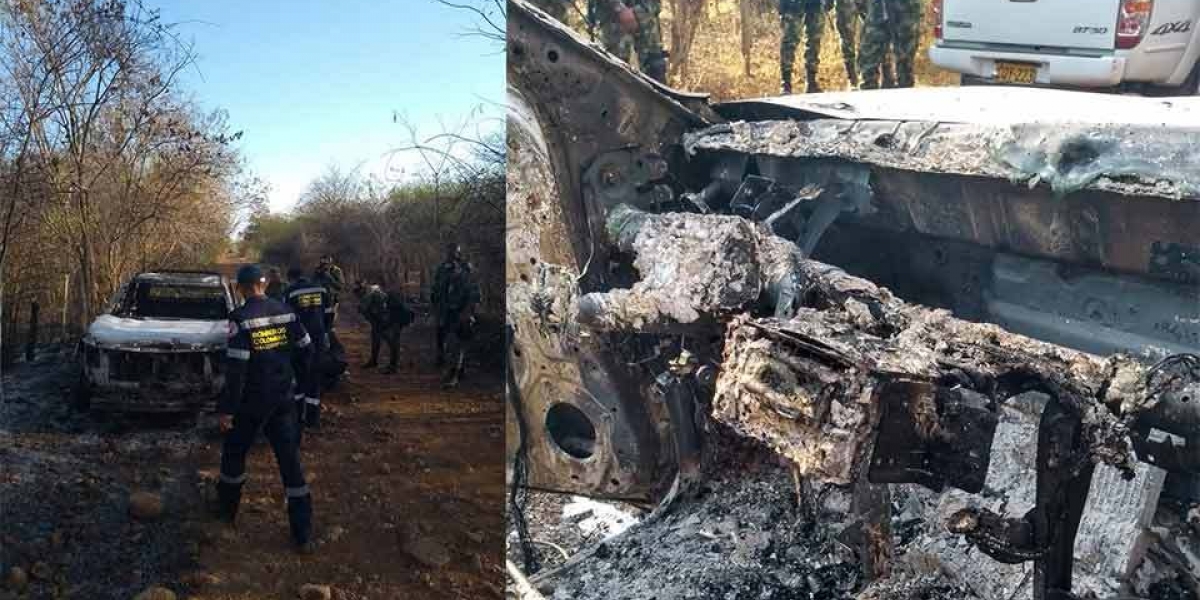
[507,2,1199,599]
[76,271,234,412]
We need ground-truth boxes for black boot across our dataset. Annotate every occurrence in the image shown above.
[287,494,313,551]
[216,481,243,524]
[305,404,321,430]
[361,360,377,369]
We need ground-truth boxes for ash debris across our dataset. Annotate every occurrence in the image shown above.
[528,430,975,600]
[1,351,207,600]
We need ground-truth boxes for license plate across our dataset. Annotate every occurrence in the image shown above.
[995,61,1038,84]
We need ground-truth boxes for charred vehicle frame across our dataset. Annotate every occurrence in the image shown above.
[76,271,235,413]
[507,1,1200,598]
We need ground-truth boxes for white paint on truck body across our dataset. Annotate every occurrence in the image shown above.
[87,315,228,350]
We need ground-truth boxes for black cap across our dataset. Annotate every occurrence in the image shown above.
[235,264,266,285]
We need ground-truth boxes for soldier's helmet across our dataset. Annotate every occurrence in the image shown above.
[445,243,462,260]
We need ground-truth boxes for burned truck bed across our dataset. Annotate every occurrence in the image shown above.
[506,1,1199,598]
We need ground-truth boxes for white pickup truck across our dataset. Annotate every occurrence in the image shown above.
[928,0,1200,94]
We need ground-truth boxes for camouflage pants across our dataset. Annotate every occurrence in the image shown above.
[832,0,861,87]
[593,0,667,81]
[859,0,918,89]
[529,0,569,22]
[779,0,824,92]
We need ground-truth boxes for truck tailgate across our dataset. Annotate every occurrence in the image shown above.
[943,0,1120,50]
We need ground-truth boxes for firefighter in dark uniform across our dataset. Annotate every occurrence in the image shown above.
[432,243,480,387]
[284,266,329,429]
[216,265,315,552]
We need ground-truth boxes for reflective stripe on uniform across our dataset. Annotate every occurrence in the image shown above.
[240,313,296,329]
[219,472,247,485]
[287,286,326,299]
[285,485,310,498]
[323,307,336,313]
[304,396,320,406]
[227,348,251,360]
[297,333,312,348]
[294,394,305,402]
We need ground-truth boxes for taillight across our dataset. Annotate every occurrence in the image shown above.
[931,0,944,39]
[1116,0,1154,49]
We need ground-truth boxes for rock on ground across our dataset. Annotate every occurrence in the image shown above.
[402,526,452,568]
[132,586,176,600]
[129,491,165,521]
[298,583,333,600]
[5,567,27,590]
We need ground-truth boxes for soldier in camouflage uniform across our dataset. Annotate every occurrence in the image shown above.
[357,280,402,374]
[432,243,480,388]
[831,0,861,88]
[779,0,825,94]
[858,0,918,89]
[590,0,668,83]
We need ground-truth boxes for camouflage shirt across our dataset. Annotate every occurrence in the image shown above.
[432,260,479,318]
[314,264,345,303]
[358,285,388,324]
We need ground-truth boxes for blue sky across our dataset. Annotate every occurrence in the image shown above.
[152,0,506,213]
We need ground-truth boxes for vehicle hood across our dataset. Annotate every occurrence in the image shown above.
[86,315,228,351]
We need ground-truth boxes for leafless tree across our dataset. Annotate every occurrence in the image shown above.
[0,0,248,363]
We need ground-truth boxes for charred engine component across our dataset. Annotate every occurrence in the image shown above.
[576,205,805,332]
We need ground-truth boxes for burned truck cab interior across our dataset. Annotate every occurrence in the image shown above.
[507,1,1199,598]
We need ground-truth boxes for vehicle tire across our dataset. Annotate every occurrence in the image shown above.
[72,370,92,411]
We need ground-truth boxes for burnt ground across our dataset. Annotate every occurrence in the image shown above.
[510,432,976,600]
[0,296,505,600]
[511,428,1199,600]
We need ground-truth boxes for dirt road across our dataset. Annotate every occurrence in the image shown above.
[0,294,505,600]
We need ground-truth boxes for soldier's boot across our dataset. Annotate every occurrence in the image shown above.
[805,67,822,93]
[215,480,243,525]
[781,62,794,94]
[441,350,466,389]
[383,363,398,375]
[643,51,668,84]
[304,402,321,430]
[287,493,313,552]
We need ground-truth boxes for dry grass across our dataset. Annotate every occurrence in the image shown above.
[554,0,960,101]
